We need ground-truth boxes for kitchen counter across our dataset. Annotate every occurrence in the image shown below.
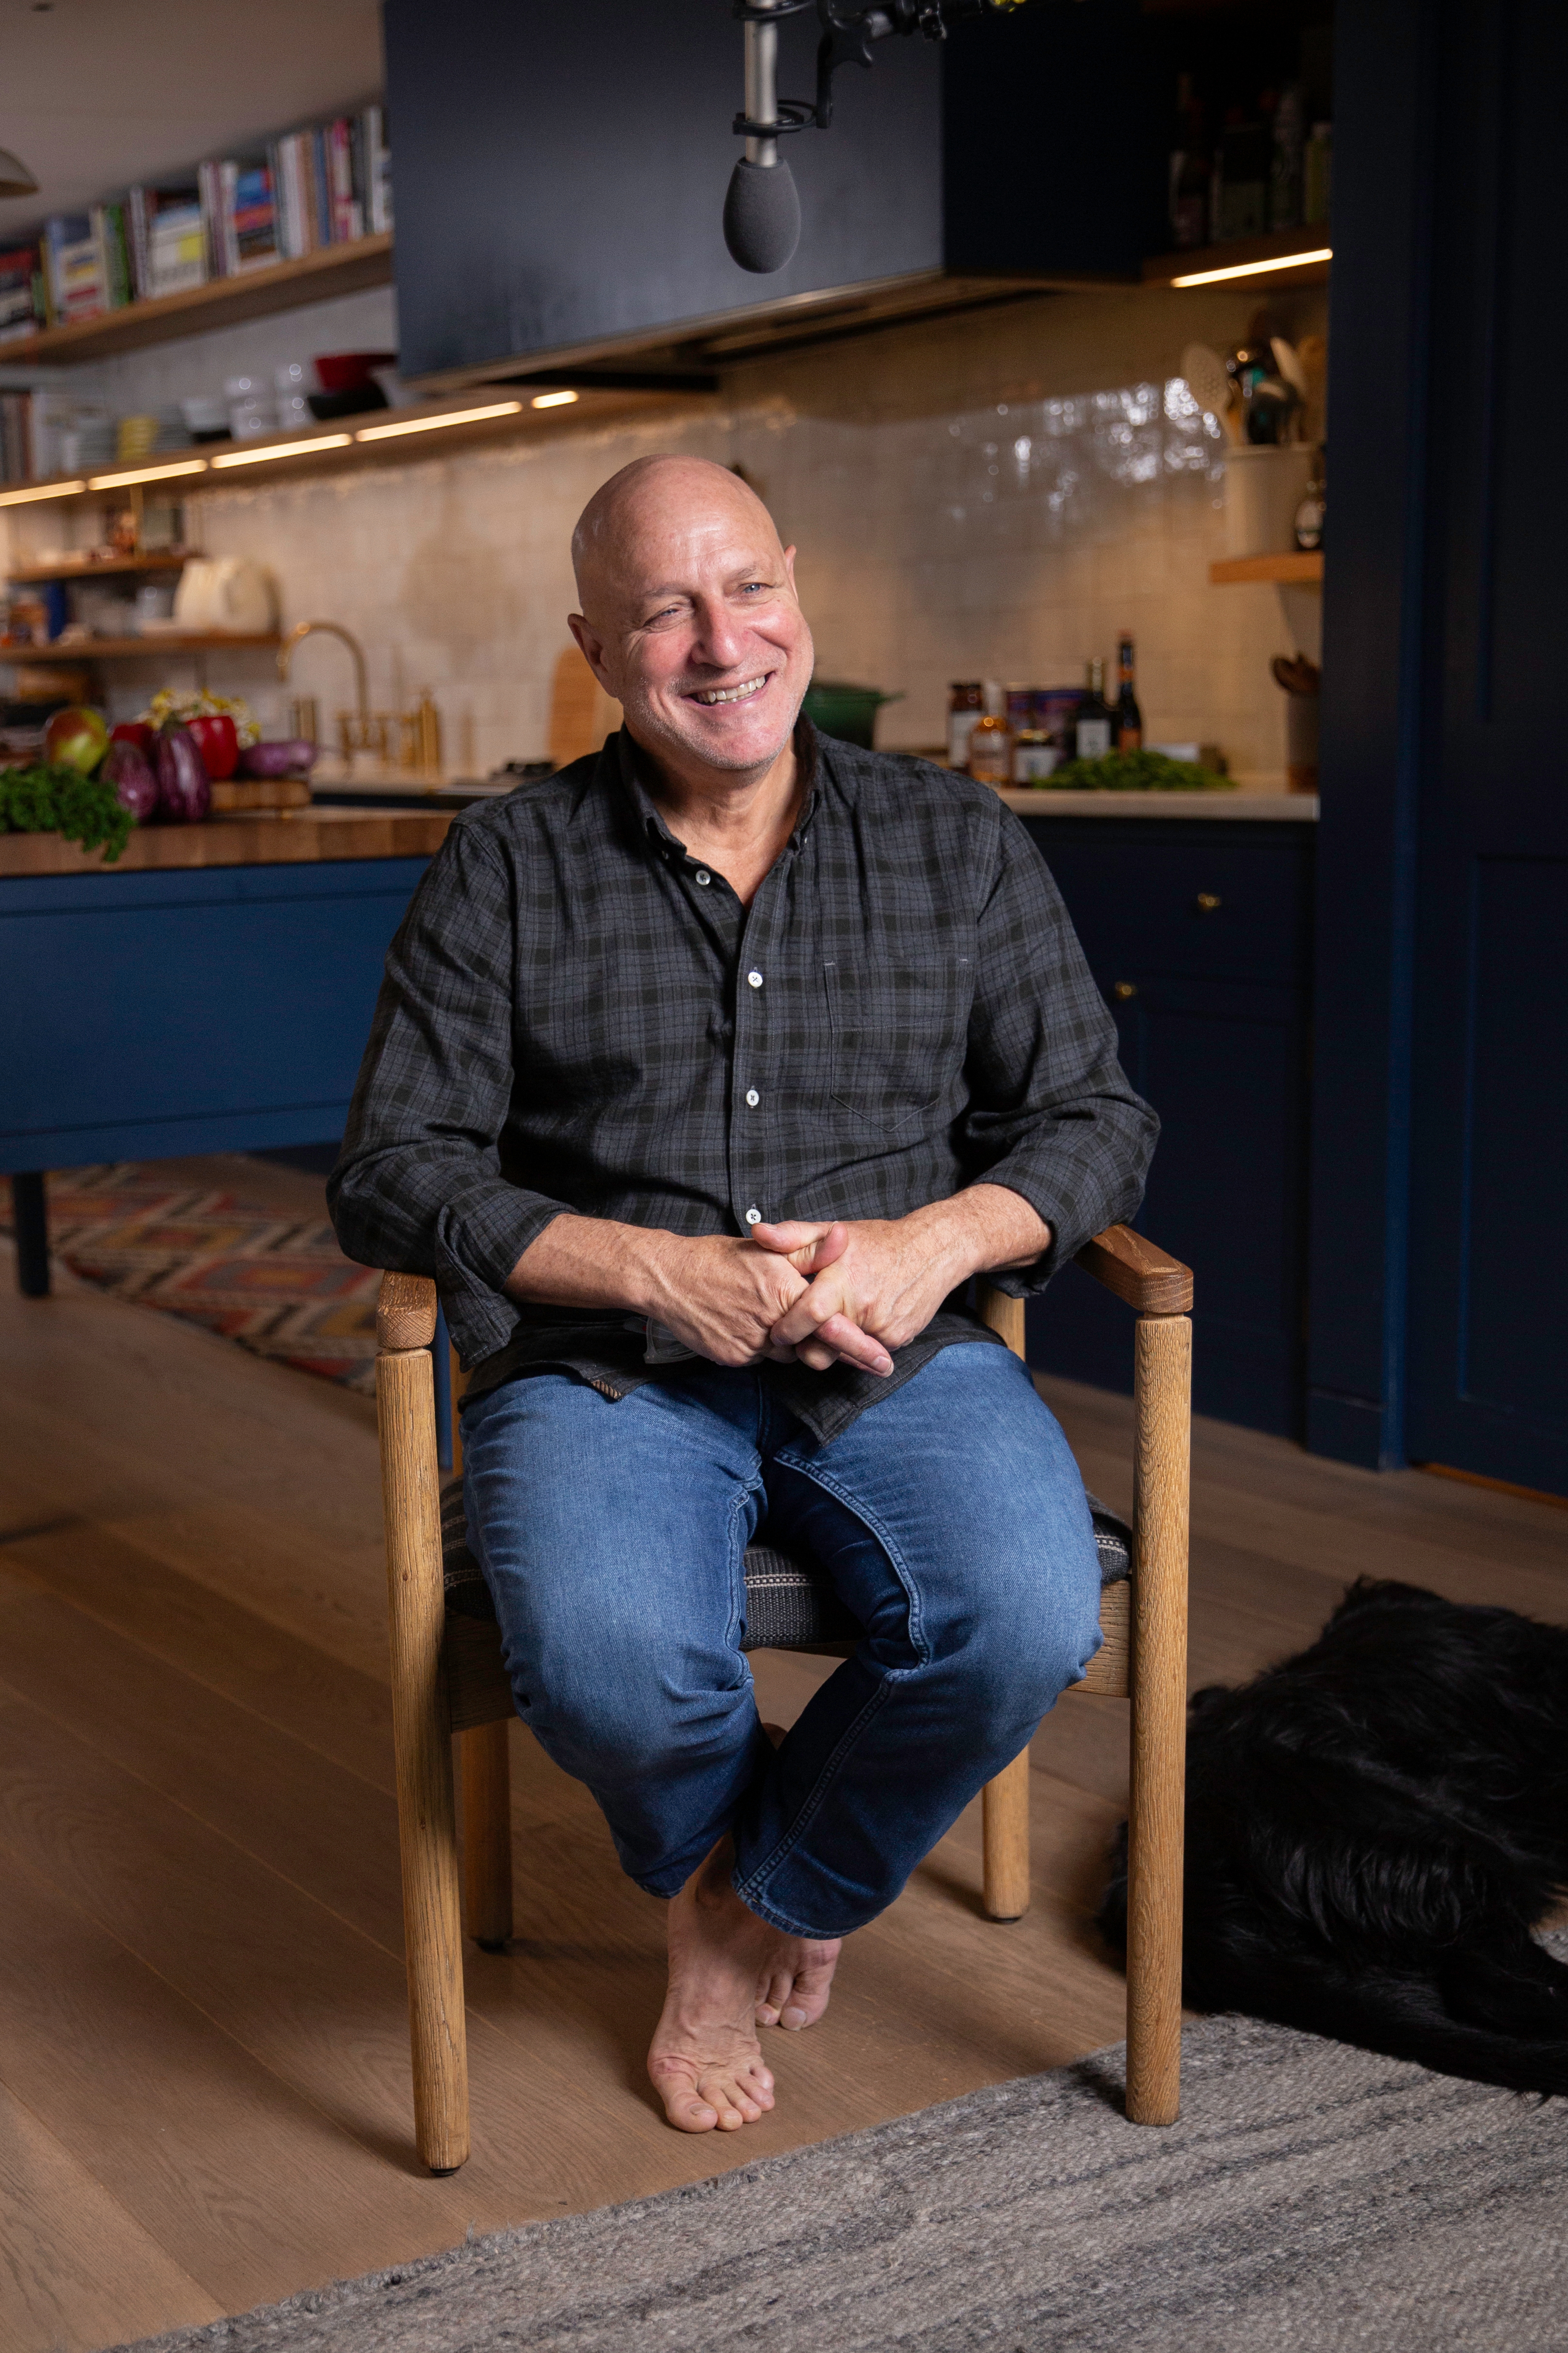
[997,788,1318,820]
[0,803,455,879]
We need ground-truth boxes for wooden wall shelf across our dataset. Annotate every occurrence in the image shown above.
[6,552,194,584]
[1210,552,1323,586]
[11,234,394,367]
[18,633,279,661]
[0,388,715,509]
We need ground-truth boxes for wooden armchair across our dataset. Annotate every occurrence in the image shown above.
[375,1224,1191,2173]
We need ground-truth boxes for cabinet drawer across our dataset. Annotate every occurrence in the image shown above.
[1020,821,1315,988]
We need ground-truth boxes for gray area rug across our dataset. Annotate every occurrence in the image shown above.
[116,1972,1568,2353]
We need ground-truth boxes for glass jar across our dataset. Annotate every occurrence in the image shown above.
[1012,729,1058,784]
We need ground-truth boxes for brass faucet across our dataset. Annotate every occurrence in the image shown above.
[277,619,369,717]
[277,619,390,763]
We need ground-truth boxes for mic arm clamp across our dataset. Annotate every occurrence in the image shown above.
[732,0,1019,141]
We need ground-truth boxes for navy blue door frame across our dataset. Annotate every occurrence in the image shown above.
[1309,0,1568,1492]
[1305,0,1440,1471]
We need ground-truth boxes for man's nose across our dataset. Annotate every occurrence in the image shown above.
[689,598,748,669]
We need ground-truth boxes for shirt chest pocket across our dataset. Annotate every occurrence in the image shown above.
[823,956,972,1128]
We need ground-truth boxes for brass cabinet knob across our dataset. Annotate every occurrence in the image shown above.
[1112,981,1138,1001]
[1195,891,1222,912]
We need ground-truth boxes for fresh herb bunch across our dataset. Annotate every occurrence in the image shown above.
[1039,749,1235,793]
[0,761,134,861]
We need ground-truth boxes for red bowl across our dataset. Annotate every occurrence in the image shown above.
[314,351,398,394]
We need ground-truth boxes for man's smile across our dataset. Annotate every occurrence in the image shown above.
[687,673,772,707]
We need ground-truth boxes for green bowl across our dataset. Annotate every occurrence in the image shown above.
[802,680,904,750]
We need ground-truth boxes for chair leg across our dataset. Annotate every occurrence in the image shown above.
[461,1719,514,1950]
[982,1748,1031,1920]
[378,1341,470,2174]
[1125,1311,1191,2126]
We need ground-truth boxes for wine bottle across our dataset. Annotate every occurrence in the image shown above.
[1074,660,1112,761]
[1115,633,1143,752]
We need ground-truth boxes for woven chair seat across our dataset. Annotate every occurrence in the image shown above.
[440,1481,1131,1655]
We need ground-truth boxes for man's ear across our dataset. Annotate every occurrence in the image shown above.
[568,611,615,694]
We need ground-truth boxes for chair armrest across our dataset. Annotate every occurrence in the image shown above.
[1074,1226,1192,1316]
[378,1271,439,1353]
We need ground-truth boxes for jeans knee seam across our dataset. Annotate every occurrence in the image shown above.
[768,1457,931,1666]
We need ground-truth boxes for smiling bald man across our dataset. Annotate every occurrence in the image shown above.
[331,455,1156,2135]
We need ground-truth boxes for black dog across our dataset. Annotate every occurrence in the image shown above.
[1099,1577,1568,2092]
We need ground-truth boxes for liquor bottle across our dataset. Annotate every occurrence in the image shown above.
[946,681,984,770]
[1114,634,1143,752]
[1074,661,1113,761]
[1269,83,1304,231]
[966,681,1013,786]
[1167,73,1209,250]
[1303,121,1332,226]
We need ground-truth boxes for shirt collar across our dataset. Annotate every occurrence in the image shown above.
[615,717,821,863]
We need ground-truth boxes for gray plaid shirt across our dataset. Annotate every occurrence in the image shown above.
[329,724,1156,1443]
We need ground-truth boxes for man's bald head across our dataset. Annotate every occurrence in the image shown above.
[566,453,813,791]
[570,455,782,618]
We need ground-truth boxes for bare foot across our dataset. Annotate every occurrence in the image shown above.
[648,1844,840,2132]
[750,1722,841,2031]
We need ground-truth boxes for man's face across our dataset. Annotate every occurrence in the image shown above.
[570,466,814,783]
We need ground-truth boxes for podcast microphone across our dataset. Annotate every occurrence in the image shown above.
[724,156,801,274]
[724,0,802,273]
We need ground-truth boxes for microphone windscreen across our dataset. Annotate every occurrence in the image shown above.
[723,156,802,274]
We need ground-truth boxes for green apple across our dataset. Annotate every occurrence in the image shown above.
[43,705,111,774]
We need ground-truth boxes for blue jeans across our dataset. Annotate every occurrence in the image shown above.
[460,1342,1101,1940]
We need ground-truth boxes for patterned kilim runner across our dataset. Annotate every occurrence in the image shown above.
[2,1164,381,1395]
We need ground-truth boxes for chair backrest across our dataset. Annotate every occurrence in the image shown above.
[548,645,622,770]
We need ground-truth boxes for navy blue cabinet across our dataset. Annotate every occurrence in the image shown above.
[1017,815,1316,1437]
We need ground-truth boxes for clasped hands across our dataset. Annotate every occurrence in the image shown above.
[640,1188,1050,1378]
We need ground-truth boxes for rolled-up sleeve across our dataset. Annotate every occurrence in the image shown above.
[958,809,1158,1294]
[327,819,567,1361]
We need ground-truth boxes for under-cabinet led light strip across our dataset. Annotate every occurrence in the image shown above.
[88,459,209,489]
[0,477,86,505]
[209,432,353,468]
[356,399,524,440]
[1169,245,1332,288]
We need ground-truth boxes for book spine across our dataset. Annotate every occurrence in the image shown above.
[127,187,151,299]
[39,222,61,327]
[198,161,224,278]
[311,127,332,247]
[267,141,293,260]
[330,118,360,242]
[369,105,392,235]
[222,161,241,275]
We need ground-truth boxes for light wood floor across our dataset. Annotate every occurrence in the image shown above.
[2,1156,1565,2352]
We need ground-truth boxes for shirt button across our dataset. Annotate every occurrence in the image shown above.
[745,1206,762,1224]
[747,969,764,989]
[695,868,711,886]
[745,1088,760,1107]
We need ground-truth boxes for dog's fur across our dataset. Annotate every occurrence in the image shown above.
[1099,1577,1568,2091]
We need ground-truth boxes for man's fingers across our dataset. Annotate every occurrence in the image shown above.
[751,1219,849,1275]
[804,1312,892,1376]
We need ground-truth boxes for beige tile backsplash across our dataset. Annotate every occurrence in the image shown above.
[5,280,1327,784]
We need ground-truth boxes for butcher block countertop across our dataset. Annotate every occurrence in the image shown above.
[0,804,457,879]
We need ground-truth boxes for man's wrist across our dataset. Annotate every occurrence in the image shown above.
[909,1186,1050,1289]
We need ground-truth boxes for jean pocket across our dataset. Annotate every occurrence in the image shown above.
[824,956,971,1129]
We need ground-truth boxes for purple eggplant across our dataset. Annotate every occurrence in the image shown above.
[238,738,318,779]
[156,721,211,823]
[101,738,160,823]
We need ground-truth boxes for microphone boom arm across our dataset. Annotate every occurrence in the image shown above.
[732,0,1022,144]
